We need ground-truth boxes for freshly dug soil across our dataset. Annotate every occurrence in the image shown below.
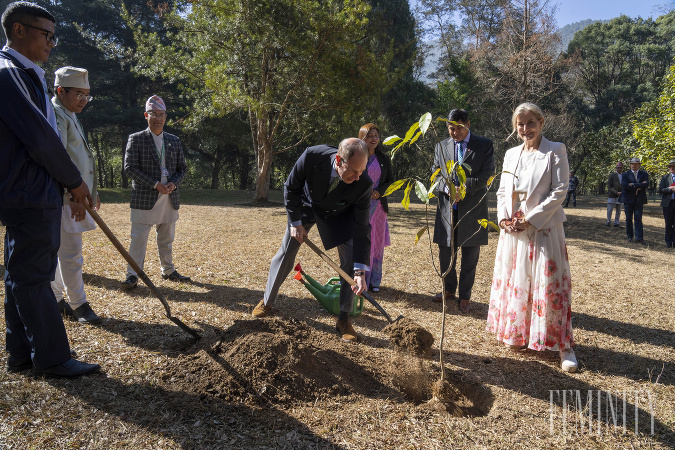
[160,317,492,417]
[162,317,399,404]
[383,317,434,355]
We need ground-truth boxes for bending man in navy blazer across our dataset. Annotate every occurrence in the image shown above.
[621,157,649,245]
[253,138,372,342]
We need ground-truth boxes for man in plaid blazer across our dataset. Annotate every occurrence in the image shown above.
[121,95,190,289]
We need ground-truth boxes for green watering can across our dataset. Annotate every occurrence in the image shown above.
[293,263,364,316]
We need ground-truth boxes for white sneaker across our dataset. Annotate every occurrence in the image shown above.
[560,348,578,373]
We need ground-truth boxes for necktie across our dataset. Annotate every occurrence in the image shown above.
[327,176,340,194]
[457,141,464,164]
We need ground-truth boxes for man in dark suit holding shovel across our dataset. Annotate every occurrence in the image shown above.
[252,138,372,343]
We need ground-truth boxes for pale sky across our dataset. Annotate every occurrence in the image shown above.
[554,0,671,26]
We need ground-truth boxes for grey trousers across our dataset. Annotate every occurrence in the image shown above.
[127,221,176,276]
[607,202,622,224]
[264,223,356,313]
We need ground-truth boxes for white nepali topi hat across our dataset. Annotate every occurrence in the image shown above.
[145,95,166,112]
[54,66,89,89]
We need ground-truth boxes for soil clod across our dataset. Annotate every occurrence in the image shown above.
[383,317,434,355]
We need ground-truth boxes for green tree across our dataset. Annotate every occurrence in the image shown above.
[632,63,675,173]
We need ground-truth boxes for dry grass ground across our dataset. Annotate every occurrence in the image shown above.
[1,191,673,449]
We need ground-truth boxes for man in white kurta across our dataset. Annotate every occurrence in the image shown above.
[121,95,189,289]
[50,66,102,324]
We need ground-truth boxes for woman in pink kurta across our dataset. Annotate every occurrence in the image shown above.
[358,123,393,293]
[487,103,577,373]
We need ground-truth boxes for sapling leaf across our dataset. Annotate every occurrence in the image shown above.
[419,113,432,135]
[430,168,441,183]
[415,180,429,204]
[383,135,401,145]
[402,181,412,210]
[414,226,428,245]
[383,179,407,196]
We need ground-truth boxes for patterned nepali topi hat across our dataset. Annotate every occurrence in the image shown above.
[145,95,166,112]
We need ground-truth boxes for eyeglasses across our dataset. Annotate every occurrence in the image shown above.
[19,22,58,45]
[146,111,167,119]
[62,87,93,102]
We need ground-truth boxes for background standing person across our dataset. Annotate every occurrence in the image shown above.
[358,123,392,293]
[658,158,675,247]
[487,102,577,373]
[121,95,190,289]
[252,138,372,343]
[563,171,578,207]
[621,157,649,245]
[1,1,99,377]
[606,161,624,227]
[431,108,494,313]
[50,66,102,324]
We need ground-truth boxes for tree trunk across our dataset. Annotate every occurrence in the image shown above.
[254,138,272,201]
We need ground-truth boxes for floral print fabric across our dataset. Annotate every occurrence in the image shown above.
[486,222,574,351]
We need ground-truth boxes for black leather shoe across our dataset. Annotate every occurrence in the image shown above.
[121,275,138,290]
[33,358,100,378]
[162,270,191,282]
[58,299,74,317]
[72,302,102,324]
[6,356,32,373]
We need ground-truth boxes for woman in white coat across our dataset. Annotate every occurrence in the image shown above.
[486,102,577,373]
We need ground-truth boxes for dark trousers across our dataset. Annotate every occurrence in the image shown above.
[4,220,71,369]
[264,223,356,313]
[438,244,480,300]
[664,200,675,245]
[624,202,644,241]
[564,190,576,207]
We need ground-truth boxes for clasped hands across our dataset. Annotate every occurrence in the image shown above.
[156,181,176,195]
[500,210,530,233]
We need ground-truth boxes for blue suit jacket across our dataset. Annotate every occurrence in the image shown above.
[0,50,82,224]
[284,145,372,264]
[621,169,648,205]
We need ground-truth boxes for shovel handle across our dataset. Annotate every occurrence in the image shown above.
[303,237,396,323]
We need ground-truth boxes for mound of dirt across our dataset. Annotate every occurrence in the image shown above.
[383,317,434,355]
[160,317,493,415]
[161,318,397,404]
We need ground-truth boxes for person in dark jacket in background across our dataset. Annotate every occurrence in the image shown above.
[658,158,675,247]
[564,171,579,207]
[622,157,649,245]
[358,123,393,293]
[0,1,98,378]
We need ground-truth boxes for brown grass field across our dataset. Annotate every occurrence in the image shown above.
[1,190,673,449]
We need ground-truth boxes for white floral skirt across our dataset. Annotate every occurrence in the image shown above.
[486,222,574,351]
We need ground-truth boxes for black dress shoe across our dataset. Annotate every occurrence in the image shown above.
[72,302,102,324]
[627,237,633,242]
[6,356,32,373]
[58,299,74,317]
[162,270,191,282]
[121,275,138,290]
[33,358,100,378]
[613,224,623,228]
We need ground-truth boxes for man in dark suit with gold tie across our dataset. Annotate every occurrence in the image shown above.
[252,138,372,342]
